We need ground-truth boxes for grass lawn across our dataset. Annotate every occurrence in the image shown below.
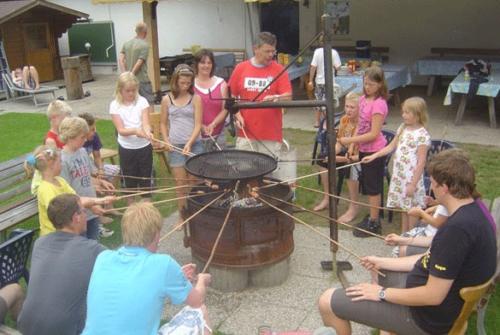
[0,113,498,333]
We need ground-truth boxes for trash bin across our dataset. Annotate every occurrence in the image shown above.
[60,56,83,100]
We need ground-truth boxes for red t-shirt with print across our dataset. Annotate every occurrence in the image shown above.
[229,60,292,142]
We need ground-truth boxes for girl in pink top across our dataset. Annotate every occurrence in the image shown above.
[193,49,229,152]
[339,66,389,237]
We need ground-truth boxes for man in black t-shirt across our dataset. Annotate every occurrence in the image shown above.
[318,149,497,335]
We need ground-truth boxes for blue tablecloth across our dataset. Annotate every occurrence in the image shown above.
[287,62,309,81]
[417,56,500,76]
[444,70,500,105]
[335,64,412,94]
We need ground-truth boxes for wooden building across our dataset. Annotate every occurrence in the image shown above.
[0,0,88,82]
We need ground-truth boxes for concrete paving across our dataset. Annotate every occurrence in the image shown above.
[158,212,393,335]
[1,74,498,147]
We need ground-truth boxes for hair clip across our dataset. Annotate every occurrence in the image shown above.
[174,65,194,74]
[26,154,37,167]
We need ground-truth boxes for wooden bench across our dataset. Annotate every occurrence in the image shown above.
[0,154,38,238]
[431,48,500,57]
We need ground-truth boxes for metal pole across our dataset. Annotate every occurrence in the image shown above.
[322,14,338,271]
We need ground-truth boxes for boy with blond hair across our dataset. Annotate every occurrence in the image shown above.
[83,202,212,335]
[59,117,116,240]
[31,100,72,195]
[46,100,72,148]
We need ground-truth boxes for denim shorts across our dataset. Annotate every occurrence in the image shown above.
[169,141,203,168]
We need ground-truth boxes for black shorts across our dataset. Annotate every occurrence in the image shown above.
[119,144,153,194]
[359,152,386,196]
[139,82,155,104]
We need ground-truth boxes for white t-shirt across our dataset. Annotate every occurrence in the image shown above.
[109,95,150,149]
[424,204,449,236]
[310,47,342,85]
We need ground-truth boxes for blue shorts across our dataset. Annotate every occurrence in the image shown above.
[169,141,203,168]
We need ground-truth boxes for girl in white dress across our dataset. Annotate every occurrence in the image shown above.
[362,97,431,232]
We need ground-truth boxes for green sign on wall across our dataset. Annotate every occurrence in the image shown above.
[68,21,117,64]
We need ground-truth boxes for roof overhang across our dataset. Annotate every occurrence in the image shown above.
[0,0,89,25]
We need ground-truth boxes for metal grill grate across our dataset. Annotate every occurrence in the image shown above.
[185,150,277,181]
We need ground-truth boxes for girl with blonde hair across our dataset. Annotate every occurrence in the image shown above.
[25,145,114,236]
[110,72,153,203]
[362,97,431,232]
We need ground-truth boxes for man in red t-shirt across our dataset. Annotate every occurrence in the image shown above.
[228,32,292,157]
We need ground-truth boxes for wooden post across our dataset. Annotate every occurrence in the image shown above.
[143,0,161,101]
[60,56,83,100]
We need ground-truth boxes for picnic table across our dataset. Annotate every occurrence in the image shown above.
[286,56,312,82]
[335,64,412,101]
[417,56,500,96]
[443,70,500,128]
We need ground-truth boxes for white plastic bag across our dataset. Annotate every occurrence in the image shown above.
[158,306,207,335]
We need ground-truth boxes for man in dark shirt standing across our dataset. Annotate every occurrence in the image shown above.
[318,149,496,335]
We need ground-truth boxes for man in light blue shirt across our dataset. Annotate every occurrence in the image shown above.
[82,202,211,335]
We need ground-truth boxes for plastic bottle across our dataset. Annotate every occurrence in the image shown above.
[464,70,470,81]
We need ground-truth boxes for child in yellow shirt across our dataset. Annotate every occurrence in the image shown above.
[25,145,115,236]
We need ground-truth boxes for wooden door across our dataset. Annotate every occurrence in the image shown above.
[23,23,54,81]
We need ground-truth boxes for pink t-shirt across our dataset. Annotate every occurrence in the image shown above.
[194,76,225,137]
[357,96,388,152]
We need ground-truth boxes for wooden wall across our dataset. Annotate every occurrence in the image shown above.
[0,6,79,81]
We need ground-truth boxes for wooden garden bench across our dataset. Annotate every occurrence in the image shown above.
[0,154,38,238]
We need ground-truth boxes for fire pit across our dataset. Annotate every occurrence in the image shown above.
[183,150,295,291]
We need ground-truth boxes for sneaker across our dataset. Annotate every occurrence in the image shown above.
[99,226,114,238]
[353,215,381,238]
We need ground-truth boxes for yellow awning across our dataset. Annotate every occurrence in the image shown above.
[92,0,157,4]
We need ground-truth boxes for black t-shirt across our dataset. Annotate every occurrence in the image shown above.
[406,202,496,334]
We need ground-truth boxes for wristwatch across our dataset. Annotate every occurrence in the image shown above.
[378,288,386,302]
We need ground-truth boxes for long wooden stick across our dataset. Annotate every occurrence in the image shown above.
[115,184,192,200]
[258,196,385,278]
[259,162,361,190]
[114,188,183,194]
[159,191,228,242]
[201,204,234,273]
[335,161,362,171]
[259,169,328,189]
[151,137,195,156]
[103,173,192,182]
[241,127,255,151]
[296,185,407,214]
[110,191,221,212]
[259,192,385,240]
